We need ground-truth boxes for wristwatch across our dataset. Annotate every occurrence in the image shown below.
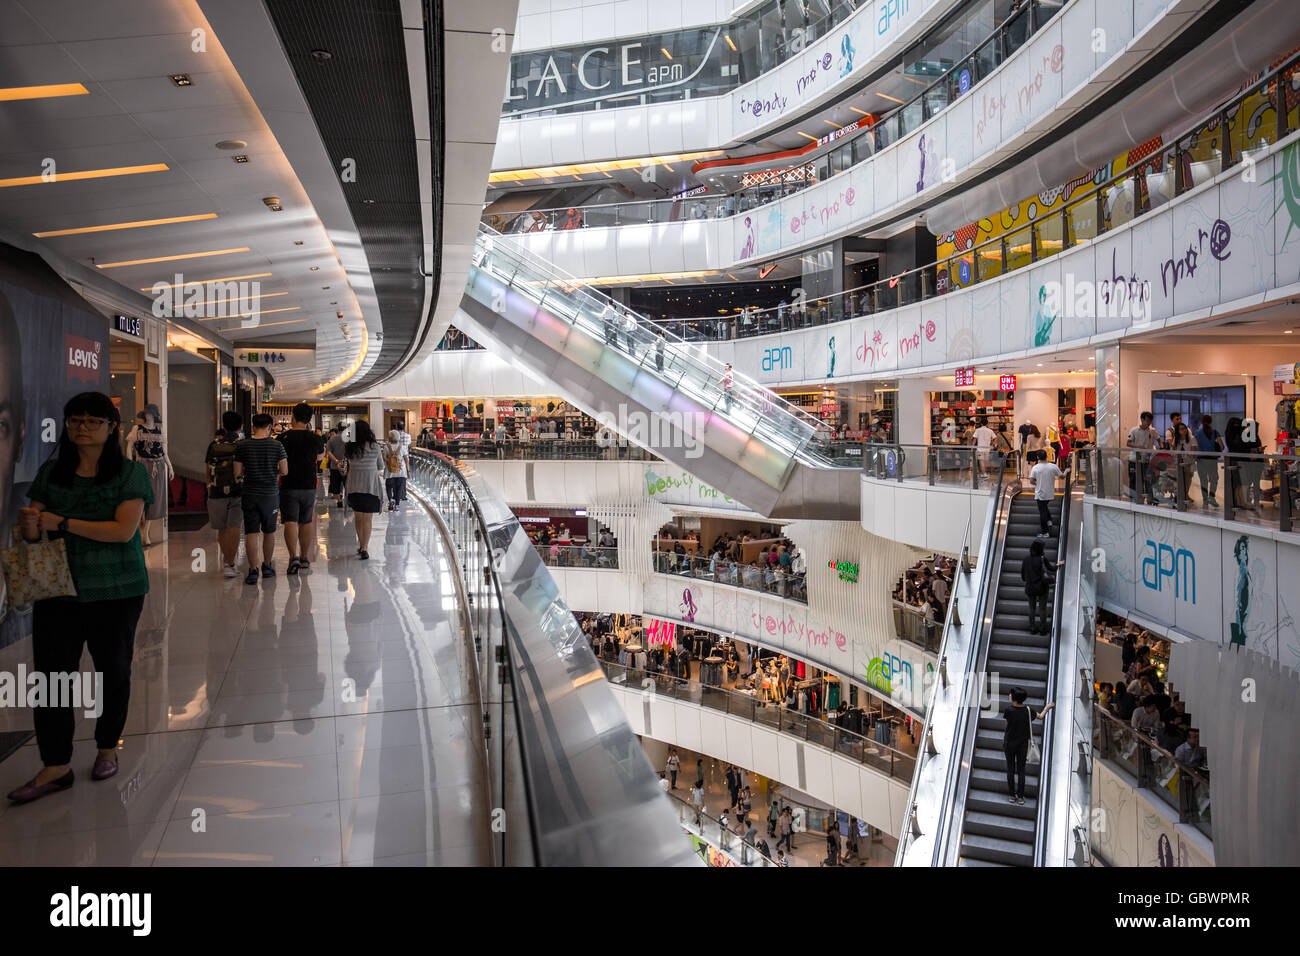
[58,516,69,534]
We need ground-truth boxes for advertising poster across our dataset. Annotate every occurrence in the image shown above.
[0,244,111,648]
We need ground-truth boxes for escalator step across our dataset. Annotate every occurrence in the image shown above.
[987,645,1051,664]
[985,658,1047,680]
[966,787,1038,818]
[964,811,1038,842]
[974,746,1040,774]
[959,833,1034,867]
[970,767,1039,796]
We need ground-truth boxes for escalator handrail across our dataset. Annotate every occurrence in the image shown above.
[1032,473,1073,867]
[472,223,835,460]
[928,465,1016,865]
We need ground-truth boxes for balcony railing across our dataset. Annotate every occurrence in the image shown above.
[1076,445,1300,535]
[652,550,807,603]
[665,790,776,867]
[416,436,659,461]
[534,543,619,569]
[1093,705,1211,840]
[601,660,916,783]
[862,442,1020,489]
[891,600,942,655]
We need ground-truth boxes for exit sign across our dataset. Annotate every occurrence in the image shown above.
[955,367,975,387]
[1000,374,1018,392]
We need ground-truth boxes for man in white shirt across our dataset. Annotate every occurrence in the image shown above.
[1126,411,1159,504]
[622,308,638,353]
[600,301,618,344]
[973,415,997,479]
[1029,453,1063,537]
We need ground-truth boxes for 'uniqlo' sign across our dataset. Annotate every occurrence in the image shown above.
[999,374,1018,392]
[955,367,975,387]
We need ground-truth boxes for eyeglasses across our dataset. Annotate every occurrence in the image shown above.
[66,416,111,430]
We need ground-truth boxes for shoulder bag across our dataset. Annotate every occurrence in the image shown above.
[2,530,78,606]
[1026,712,1042,765]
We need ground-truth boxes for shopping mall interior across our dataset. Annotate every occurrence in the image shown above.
[0,0,1296,907]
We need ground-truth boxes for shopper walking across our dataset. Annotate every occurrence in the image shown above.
[204,410,244,577]
[382,429,409,511]
[278,402,324,575]
[234,413,287,584]
[1002,688,1054,805]
[8,392,153,803]
[1170,420,1197,506]
[345,421,386,559]
[326,425,348,507]
[776,807,794,853]
[666,748,681,789]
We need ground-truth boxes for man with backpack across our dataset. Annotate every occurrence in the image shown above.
[278,402,325,574]
[205,410,244,577]
[1194,414,1224,506]
[382,429,409,510]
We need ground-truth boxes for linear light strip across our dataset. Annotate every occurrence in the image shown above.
[35,213,217,238]
[140,272,272,291]
[96,247,249,269]
[0,83,89,101]
[0,163,169,188]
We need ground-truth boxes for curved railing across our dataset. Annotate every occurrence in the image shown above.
[415,435,659,461]
[491,0,1054,225]
[406,448,695,865]
[599,659,917,783]
[504,49,1300,345]
[472,222,853,470]
[651,550,808,604]
[665,790,778,867]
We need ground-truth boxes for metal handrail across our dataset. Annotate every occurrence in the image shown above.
[1032,472,1073,866]
[934,468,1018,865]
[599,660,917,782]
[663,789,777,867]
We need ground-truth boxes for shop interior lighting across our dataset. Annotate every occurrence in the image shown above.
[875,92,904,104]
[1,163,169,188]
[34,213,218,238]
[169,74,193,87]
[0,83,89,101]
[796,132,817,142]
[849,106,873,117]
[97,247,250,269]
[660,48,673,60]
[724,34,737,51]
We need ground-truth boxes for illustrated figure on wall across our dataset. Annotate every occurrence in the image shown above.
[827,335,836,377]
[680,588,698,623]
[839,33,855,77]
[740,216,756,259]
[1033,284,1059,347]
[1231,535,1251,646]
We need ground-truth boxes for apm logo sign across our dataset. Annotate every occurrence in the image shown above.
[761,346,793,371]
[1140,540,1195,604]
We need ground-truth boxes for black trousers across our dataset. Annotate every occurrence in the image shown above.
[1004,742,1028,798]
[32,594,145,767]
[1027,588,1049,630]
[1036,498,1051,533]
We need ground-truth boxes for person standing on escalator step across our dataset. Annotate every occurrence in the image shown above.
[1003,688,1054,806]
[654,332,666,373]
[1029,450,1063,537]
[722,364,734,413]
[1021,538,1054,635]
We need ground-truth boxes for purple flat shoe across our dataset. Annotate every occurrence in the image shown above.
[7,769,75,803]
[91,757,119,781]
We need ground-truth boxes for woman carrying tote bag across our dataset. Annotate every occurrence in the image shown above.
[7,392,153,804]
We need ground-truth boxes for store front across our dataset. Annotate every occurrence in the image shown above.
[264,402,368,433]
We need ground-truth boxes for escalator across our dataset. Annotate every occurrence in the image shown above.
[454,224,863,518]
[957,491,1064,866]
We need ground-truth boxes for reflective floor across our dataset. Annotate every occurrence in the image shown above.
[0,495,491,866]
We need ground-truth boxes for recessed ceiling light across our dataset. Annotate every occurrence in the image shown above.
[0,163,168,189]
[330,301,337,305]
[232,155,249,164]
[310,266,319,271]
[1286,330,1294,334]
[310,49,333,62]
[322,285,330,290]
[33,212,217,238]
[0,83,89,102]
[169,74,193,87]
[215,140,247,151]
[293,240,304,245]
[362,199,376,204]
[262,196,282,211]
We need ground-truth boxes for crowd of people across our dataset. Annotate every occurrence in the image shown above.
[1123,410,1277,513]
[1096,638,1207,773]
[654,529,807,601]
[529,523,617,568]
[892,554,955,620]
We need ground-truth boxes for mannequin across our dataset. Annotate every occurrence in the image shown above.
[125,404,172,544]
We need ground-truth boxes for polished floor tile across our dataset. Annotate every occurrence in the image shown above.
[0,499,489,866]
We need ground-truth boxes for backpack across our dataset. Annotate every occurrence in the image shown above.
[385,444,403,474]
[209,439,240,494]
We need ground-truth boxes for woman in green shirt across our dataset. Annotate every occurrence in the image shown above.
[7,392,152,804]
